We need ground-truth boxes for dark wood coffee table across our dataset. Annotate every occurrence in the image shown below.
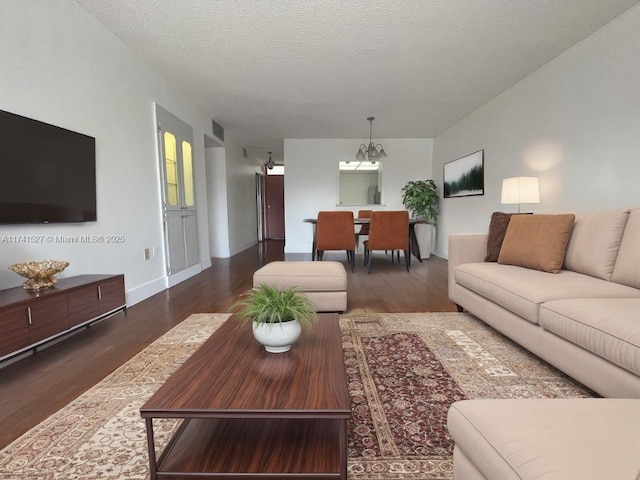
[140,313,350,479]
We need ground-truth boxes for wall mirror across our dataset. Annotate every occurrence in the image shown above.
[337,161,382,205]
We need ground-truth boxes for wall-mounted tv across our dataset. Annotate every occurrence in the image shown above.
[0,109,96,224]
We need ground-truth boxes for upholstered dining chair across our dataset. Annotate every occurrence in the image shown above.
[355,209,373,250]
[315,211,356,272]
[363,210,410,274]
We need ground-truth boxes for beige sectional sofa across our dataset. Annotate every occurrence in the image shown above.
[447,208,640,479]
[448,208,640,398]
[447,398,640,480]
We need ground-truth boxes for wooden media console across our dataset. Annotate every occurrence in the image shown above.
[0,274,126,363]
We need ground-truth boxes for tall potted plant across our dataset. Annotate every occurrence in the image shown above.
[230,284,317,353]
[401,179,440,259]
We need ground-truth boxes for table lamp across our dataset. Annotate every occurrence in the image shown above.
[501,177,540,213]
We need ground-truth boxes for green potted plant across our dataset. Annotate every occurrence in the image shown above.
[401,179,440,259]
[230,284,317,353]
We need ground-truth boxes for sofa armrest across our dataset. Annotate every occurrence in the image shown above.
[448,234,488,302]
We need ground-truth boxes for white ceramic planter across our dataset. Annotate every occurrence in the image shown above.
[252,320,302,353]
[414,223,434,260]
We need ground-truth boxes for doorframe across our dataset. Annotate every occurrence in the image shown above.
[255,173,266,241]
[264,168,285,240]
[154,103,201,285]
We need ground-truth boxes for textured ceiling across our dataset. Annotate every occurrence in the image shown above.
[76,0,639,155]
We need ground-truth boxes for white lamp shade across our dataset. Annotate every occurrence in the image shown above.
[501,177,540,204]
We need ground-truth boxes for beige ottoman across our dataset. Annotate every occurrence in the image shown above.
[447,398,640,480]
[253,261,347,312]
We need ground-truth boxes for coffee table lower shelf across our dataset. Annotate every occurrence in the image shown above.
[148,416,347,479]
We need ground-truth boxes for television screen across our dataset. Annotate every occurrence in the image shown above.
[0,109,96,224]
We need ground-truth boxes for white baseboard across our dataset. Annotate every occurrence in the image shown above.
[125,276,166,306]
[210,239,257,258]
[229,239,257,257]
[210,247,231,258]
[284,243,313,254]
[166,263,202,288]
[125,263,203,306]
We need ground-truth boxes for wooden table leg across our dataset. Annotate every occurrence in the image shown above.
[312,224,317,260]
[339,419,347,479]
[145,418,158,480]
[409,224,422,263]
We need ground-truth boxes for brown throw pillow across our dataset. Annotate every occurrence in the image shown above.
[498,214,576,273]
[485,212,516,262]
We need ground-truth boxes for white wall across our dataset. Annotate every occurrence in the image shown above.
[284,138,433,253]
[0,0,214,304]
[205,146,231,257]
[222,137,264,256]
[433,3,640,258]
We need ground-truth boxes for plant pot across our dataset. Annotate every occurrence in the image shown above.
[252,320,302,353]
[414,223,434,260]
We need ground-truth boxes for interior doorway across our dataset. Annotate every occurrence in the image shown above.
[256,161,285,241]
[265,173,285,239]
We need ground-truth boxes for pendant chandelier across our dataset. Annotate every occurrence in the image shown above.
[266,151,274,170]
[356,116,387,162]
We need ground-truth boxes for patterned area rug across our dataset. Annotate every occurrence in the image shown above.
[0,312,595,479]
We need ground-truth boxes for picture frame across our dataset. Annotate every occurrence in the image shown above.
[443,149,484,198]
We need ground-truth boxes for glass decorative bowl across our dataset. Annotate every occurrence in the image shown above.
[9,260,70,291]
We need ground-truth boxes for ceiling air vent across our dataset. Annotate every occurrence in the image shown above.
[242,148,248,158]
[211,118,224,142]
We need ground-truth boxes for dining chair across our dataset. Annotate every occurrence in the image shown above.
[356,209,396,259]
[315,211,356,272]
[363,210,410,274]
[355,209,373,250]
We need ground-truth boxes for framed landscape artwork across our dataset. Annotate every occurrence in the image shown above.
[444,150,484,198]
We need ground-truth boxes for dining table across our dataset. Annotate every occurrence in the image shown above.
[303,217,423,262]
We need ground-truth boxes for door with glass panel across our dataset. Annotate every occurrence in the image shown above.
[156,104,198,275]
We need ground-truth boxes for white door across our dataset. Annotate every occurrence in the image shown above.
[156,104,199,275]
[165,213,187,273]
[184,213,199,268]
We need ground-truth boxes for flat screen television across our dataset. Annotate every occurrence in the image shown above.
[0,109,96,224]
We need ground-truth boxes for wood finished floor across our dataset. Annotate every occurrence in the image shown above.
[0,240,456,449]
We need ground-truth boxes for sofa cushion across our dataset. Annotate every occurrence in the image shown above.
[498,214,575,273]
[563,208,630,281]
[448,399,640,480]
[455,263,640,325]
[484,212,516,262]
[612,208,640,289]
[540,298,640,376]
